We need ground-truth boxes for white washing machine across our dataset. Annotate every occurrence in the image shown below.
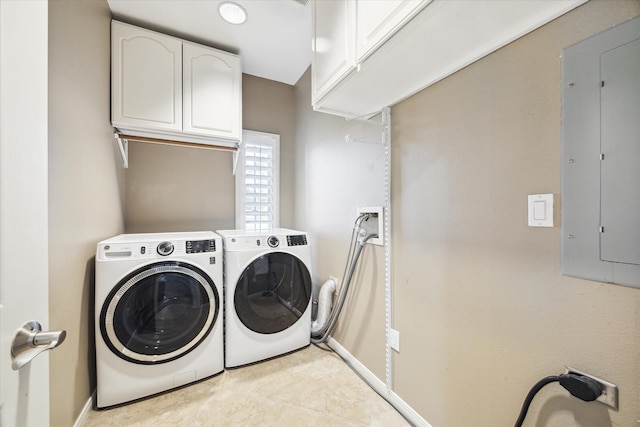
[217,229,312,368]
[95,231,224,408]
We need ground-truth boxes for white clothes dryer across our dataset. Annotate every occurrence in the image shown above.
[217,229,312,368]
[95,231,223,408]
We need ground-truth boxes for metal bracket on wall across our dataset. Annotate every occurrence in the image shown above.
[344,111,383,123]
[232,145,241,176]
[114,132,129,169]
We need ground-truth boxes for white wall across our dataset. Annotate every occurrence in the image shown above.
[294,70,388,381]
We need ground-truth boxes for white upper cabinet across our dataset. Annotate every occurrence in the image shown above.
[311,0,356,105]
[183,42,242,140]
[356,0,428,62]
[312,0,587,119]
[112,21,242,144]
[112,21,182,132]
[311,0,429,115]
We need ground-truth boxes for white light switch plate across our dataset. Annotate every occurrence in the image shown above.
[528,194,554,227]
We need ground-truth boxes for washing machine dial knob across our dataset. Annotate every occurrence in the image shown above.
[267,236,279,248]
[157,241,174,256]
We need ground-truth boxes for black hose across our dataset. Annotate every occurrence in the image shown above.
[514,376,559,427]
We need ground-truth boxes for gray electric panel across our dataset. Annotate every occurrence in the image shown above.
[561,15,640,288]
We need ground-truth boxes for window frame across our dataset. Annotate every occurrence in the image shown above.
[235,130,280,231]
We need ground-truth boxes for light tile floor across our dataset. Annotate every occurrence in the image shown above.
[85,344,410,426]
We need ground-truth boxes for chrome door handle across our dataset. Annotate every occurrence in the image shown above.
[11,321,67,370]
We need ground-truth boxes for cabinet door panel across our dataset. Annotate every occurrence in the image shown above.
[312,0,356,104]
[356,0,429,61]
[112,22,182,131]
[183,43,241,140]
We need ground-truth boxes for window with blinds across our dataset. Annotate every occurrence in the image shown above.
[236,131,280,231]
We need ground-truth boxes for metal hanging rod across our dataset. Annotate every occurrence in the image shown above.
[113,131,238,169]
[115,132,237,152]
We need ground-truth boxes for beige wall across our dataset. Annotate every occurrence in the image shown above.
[124,142,235,232]
[294,1,640,426]
[392,2,640,425]
[48,1,125,426]
[125,74,295,232]
[243,75,297,229]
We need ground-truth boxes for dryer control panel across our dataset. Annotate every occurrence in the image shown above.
[220,231,309,252]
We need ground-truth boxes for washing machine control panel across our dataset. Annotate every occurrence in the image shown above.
[186,239,216,253]
[286,235,308,246]
[97,233,221,263]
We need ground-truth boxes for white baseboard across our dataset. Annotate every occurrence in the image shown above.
[326,337,432,427]
[73,392,94,427]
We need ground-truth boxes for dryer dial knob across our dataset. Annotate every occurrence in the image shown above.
[267,236,279,248]
[157,241,174,256]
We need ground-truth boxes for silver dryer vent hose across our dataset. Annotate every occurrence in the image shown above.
[311,214,377,344]
[310,278,336,334]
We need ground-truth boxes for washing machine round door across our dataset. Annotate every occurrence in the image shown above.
[100,261,219,364]
[234,252,312,334]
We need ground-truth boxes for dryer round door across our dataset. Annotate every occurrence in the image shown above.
[100,261,219,364]
[234,252,312,334]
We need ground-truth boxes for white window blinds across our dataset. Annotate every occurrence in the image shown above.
[236,131,280,231]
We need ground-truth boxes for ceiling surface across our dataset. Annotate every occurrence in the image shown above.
[107,0,312,86]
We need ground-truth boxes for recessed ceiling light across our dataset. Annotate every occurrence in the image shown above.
[218,2,247,25]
